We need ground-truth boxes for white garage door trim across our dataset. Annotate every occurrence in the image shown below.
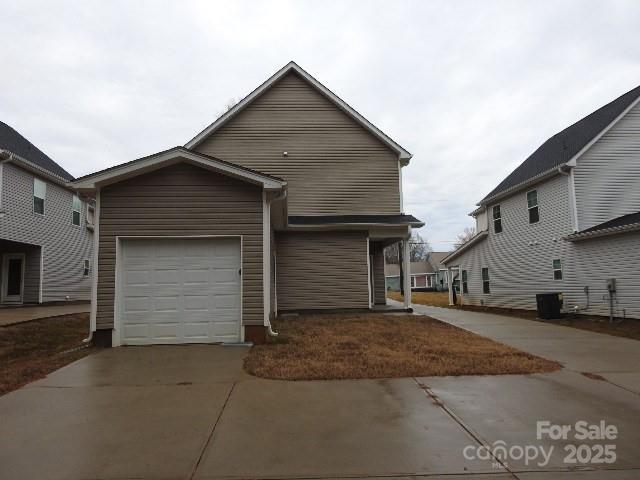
[112,235,243,347]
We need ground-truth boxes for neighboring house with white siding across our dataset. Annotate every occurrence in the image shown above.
[443,84,640,320]
[0,121,93,305]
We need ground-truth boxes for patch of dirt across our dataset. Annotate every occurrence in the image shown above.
[0,313,94,396]
[244,313,561,380]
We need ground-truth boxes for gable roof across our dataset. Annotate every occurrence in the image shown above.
[426,251,451,269]
[71,146,286,191]
[441,231,489,265]
[480,84,640,205]
[184,61,412,164]
[564,210,640,241]
[0,121,73,181]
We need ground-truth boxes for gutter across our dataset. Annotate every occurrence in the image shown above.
[0,149,72,187]
[563,222,640,242]
[265,188,288,338]
[477,164,571,208]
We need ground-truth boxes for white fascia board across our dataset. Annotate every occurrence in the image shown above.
[0,150,71,187]
[478,166,567,207]
[566,95,640,168]
[70,149,286,191]
[185,61,412,163]
[563,222,640,242]
[441,231,489,264]
[477,94,640,208]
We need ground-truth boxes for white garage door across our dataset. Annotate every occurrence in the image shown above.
[119,238,241,345]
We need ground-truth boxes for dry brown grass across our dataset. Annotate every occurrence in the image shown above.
[0,313,93,395]
[245,313,560,380]
[387,291,453,308]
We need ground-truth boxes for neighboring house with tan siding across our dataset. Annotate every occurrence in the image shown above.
[443,84,640,320]
[0,121,93,305]
[72,62,423,346]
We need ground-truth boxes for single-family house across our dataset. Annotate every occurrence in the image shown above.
[443,84,640,319]
[426,251,456,291]
[72,62,423,346]
[385,261,434,291]
[385,251,456,292]
[0,121,93,304]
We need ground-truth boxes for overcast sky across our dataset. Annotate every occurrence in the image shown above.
[2,0,639,250]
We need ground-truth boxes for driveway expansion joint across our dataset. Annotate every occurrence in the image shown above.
[412,377,516,476]
[190,380,237,480]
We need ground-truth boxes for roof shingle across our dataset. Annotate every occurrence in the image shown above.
[0,121,73,181]
[481,84,640,203]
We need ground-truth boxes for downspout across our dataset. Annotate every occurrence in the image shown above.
[265,188,287,338]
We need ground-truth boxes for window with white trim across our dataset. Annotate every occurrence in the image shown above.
[410,276,416,288]
[527,190,539,224]
[492,204,502,233]
[482,267,490,294]
[72,195,82,226]
[33,178,46,215]
[83,259,90,277]
[553,259,563,280]
[462,269,469,294]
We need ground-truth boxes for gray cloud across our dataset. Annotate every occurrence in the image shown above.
[2,0,639,250]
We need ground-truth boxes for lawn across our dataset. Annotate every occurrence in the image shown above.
[244,313,560,380]
[0,313,93,396]
[387,290,453,307]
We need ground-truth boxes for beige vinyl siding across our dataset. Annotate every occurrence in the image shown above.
[96,162,263,329]
[574,100,640,230]
[0,163,92,302]
[371,242,386,304]
[275,231,369,310]
[194,72,401,216]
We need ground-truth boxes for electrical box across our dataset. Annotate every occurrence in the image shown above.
[607,278,616,292]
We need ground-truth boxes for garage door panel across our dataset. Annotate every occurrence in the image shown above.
[120,238,242,345]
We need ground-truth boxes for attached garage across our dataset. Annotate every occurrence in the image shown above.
[71,147,287,346]
[119,237,241,345]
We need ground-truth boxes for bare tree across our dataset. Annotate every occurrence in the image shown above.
[384,232,432,263]
[453,226,476,249]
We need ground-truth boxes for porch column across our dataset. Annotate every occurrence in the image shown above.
[447,266,454,306]
[402,238,411,309]
[458,266,463,306]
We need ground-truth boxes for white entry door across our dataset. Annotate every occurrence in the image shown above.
[119,238,241,345]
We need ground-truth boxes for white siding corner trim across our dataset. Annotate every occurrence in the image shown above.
[90,190,100,335]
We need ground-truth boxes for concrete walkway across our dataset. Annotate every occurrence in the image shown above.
[398,300,640,394]
[0,303,89,327]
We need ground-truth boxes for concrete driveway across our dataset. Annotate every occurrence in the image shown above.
[1,319,640,479]
[408,303,640,394]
